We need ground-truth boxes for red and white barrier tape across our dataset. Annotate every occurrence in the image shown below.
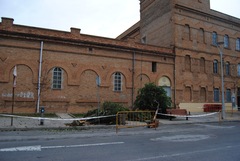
[158,112,219,118]
[0,114,115,121]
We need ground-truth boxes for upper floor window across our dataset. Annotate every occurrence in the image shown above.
[152,62,157,72]
[184,24,191,40]
[113,72,122,91]
[198,28,205,43]
[185,55,191,71]
[52,67,63,89]
[200,57,205,73]
[141,36,146,44]
[224,35,229,48]
[212,32,218,46]
[238,64,240,76]
[213,59,218,74]
[236,38,240,51]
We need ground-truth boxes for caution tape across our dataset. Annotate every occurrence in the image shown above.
[0,114,116,121]
[158,112,219,118]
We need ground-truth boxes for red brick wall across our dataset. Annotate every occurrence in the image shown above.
[0,19,174,113]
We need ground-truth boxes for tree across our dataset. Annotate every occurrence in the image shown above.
[134,83,171,113]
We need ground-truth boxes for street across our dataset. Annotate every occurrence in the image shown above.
[0,122,239,161]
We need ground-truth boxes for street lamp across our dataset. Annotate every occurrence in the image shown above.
[216,42,225,119]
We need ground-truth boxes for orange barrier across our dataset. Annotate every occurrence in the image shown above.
[116,111,157,133]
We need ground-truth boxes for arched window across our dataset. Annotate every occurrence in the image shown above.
[113,72,122,91]
[200,87,206,102]
[158,76,171,98]
[238,64,240,76]
[212,32,218,46]
[198,28,205,43]
[52,67,63,89]
[236,38,240,51]
[184,86,192,102]
[200,57,205,73]
[225,62,230,76]
[185,55,191,71]
[224,35,229,48]
[214,88,220,102]
[184,24,191,40]
[226,89,231,102]
[213,60,218,74]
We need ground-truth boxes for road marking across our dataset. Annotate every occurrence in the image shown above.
[42,142,124,149]
[0,142,124,152]
[0,145,41,152]
[151,135,210,142]
[196,124,235,129]
[126,144,240,161]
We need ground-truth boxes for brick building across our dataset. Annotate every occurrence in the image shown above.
[119,0,240,111]
[0,17,174,113]
[1,0,240,113]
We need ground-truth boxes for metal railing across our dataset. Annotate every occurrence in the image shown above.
[116,111,157,133]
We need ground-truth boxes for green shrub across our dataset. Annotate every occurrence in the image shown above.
[84,101,129,124]
[134,83,172,113]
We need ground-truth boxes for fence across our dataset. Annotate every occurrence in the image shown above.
[116,111,157,133]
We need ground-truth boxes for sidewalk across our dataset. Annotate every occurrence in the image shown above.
[0,112,239,142]
[0,111,239,131]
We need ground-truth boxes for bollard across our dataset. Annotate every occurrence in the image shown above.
[169,112,172,121]
[40,106,45,125]
[186,111,190,120]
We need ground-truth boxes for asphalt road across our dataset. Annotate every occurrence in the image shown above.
[0,122,240,161]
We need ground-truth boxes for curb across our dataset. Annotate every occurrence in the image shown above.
[0,125,115,132]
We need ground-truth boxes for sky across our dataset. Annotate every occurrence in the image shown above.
[0,0,239,38]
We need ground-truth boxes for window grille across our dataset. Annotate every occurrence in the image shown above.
[114,72,122,91]
[52,67,62,89]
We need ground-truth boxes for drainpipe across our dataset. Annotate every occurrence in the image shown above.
[132,52,136,109]
[173,46,176,108]
[37,41,43,113]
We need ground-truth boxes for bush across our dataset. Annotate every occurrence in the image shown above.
[84,101,129,124]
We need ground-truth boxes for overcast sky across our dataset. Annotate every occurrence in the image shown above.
[0,0,239,38]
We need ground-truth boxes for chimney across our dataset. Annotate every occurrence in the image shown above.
[1,17,14,27]
[70,27,81,36]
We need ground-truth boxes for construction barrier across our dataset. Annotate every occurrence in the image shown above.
[116,111,157,133]
[203,104,222,112]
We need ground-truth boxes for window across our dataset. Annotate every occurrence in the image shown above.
[184,24,191,40]
[225,62,230,76]
[152,62,157,72]
[158,76,171,98]
[224,35,229,48]
[141,36,146,44]
[226,89,231,102]
[236,38,240,51]
[212,32,218,46]
[213,60,218,74]
[214,88,220,102]
[198,28,205,43]
[113,72,122,91]
[200,57,205,73]
[238,64,240,76]
[185,55,191,71]
[52,67,63,89]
